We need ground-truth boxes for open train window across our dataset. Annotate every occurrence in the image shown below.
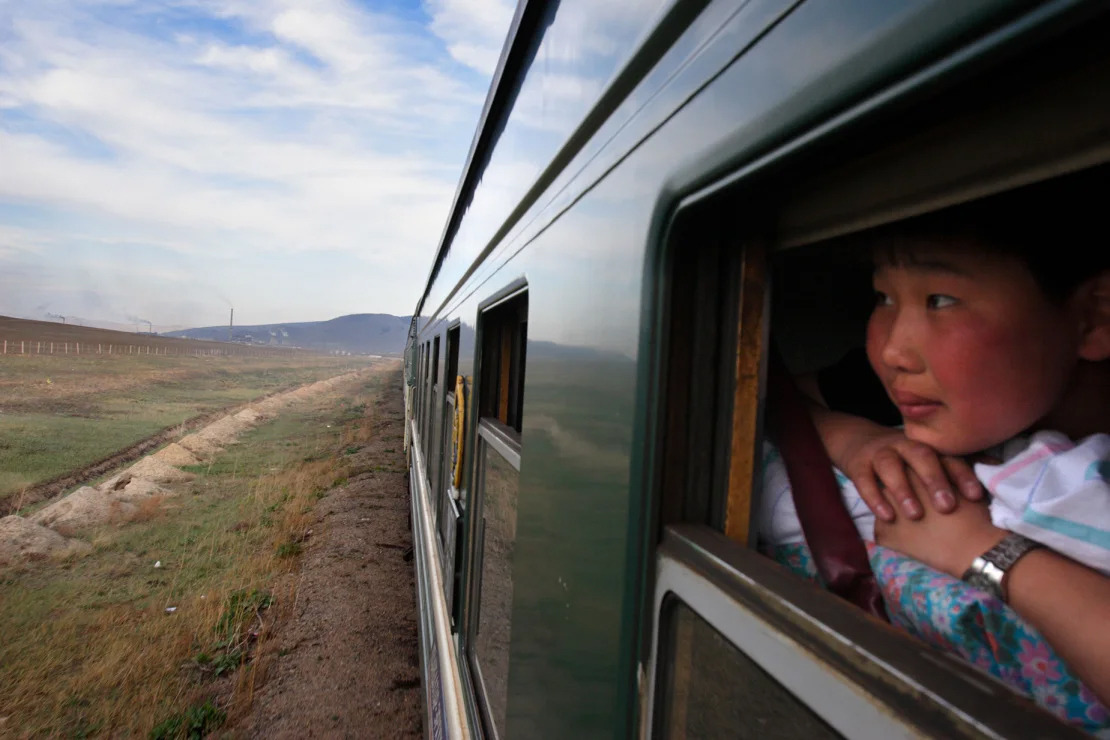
[477,289,527,434]
[645,18,1110,722]
[420,341,431,438]
[439,324,462,533]
[438,324,464,620]
[645,187,1097,737]
[655,211,762,539]
[412,343,419,421]
[468,282,527,740]
[426,335,441,477]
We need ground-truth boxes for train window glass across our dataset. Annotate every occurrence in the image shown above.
[472,428,519,736]
[657,597,840,740]
[469,288,526,739]
[427,335,441,476]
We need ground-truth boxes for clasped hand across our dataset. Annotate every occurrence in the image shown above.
[836,426,1005,576]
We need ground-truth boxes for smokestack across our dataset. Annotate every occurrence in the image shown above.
[229,308,234,341]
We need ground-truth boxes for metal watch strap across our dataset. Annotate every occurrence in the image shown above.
[961,532,1042,602]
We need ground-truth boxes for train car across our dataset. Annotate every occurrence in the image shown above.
[405,0,1110,737]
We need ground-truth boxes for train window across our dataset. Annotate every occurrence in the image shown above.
[421,341,431,438]
[478,293,527,433]
[469,287,527,739]
[471,428,518,736]
[438,324,464,618]
[657,597,839,740]
[648,184,1095,737]
[657,213,761,538]
[427,335,441,475]
[438,326,461,530]
[416,343,425,423]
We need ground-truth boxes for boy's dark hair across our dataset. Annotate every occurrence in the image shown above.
[869,165,1110,303]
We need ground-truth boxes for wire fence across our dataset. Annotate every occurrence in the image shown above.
[0,338,295,357]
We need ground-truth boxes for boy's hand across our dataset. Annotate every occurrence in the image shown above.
[819,415,984,521]
[874,483,1004,578]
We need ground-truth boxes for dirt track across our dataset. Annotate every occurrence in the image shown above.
[231,370,423,739]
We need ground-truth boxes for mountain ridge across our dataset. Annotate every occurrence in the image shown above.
[164,313,411,355]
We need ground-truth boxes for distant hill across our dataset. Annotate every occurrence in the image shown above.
[165,313,410,355]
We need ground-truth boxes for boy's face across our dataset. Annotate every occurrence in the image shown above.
[865,243,1082,455]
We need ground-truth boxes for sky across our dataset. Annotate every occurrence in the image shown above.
[0,0,517,331]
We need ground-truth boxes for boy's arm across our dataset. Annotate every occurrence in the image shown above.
[1004,549,1110,705]
[876,501,1110,705]
[798,373,982,520]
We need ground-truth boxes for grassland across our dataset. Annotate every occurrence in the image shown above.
[0,351,368,503]
[0,368,391,738]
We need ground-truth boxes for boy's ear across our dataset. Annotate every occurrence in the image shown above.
[1078,270,1110,361]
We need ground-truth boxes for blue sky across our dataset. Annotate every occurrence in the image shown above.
[0,0,516,330]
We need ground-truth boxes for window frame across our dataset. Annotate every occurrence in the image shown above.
[438,324,462,514]
[416,343,425,426]
[476,285,528,436]
[462,279,528,740]
[420,340,431,438]
[438,322,464,622]
[426,334,441,479]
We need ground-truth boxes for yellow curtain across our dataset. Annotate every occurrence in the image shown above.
[452,375,467,488]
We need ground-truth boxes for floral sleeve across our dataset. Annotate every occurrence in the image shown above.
[762,541,1110,736]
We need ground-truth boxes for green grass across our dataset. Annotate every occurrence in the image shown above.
[0,370,393,737]
[149,700,226,740]
[0,413,161,492]
[0,353,367,499]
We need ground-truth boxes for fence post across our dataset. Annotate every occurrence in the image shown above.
[22,341,25,354]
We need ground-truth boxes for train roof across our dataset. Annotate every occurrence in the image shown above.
[414,0,537,321]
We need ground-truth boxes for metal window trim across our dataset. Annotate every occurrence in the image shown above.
[477,418,522,471]
[643,524,1082,739]
[477,278,528,316]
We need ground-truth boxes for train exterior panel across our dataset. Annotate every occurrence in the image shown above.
[406,0,1109,737]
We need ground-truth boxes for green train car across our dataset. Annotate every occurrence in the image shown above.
[405,0,1110,736]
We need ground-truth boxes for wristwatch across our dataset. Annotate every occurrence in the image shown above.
[961,532,1042,602]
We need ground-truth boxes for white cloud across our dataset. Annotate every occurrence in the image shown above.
[425,0,516,76]
[0,0,517,324]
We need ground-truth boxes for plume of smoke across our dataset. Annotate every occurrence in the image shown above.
[45,312,66,323]
[126,315,153,334]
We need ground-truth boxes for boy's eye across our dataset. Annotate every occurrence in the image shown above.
[874,290,892,307]
[926,294,958,309]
